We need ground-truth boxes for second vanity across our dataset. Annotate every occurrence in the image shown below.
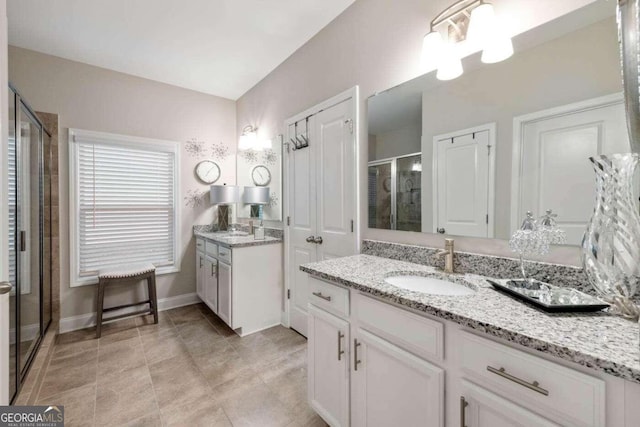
[195,231,283,336]
[301,254,640,427]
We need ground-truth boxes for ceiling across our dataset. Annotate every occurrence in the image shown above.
[7,0,355,100]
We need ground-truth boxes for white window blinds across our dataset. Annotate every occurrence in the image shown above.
[70,129,180,286]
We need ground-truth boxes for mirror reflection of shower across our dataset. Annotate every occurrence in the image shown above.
[368,153,422,232]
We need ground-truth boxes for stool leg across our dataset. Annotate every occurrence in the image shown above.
[96,279,105,338]
[148,273,159,324]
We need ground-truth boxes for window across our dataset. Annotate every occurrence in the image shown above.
[69,129,180,286]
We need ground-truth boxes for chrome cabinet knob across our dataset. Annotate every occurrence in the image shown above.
[313,236,323,244]
[306,236,315,243]
[437,227,446,234]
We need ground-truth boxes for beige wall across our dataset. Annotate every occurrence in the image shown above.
[236,0,600,266]
[8,46,237,320]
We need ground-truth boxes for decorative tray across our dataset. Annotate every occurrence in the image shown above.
[488,279,610,313]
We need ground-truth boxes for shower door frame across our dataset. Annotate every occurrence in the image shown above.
[9,84,52,403]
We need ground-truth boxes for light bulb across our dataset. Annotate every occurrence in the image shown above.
[238,130,257,150]
[421,31,444,71]
[481,31,513,63]
[436,44,463,81]
[467,3,497,48]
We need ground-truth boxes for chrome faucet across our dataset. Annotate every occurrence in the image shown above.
[436,238,455,274]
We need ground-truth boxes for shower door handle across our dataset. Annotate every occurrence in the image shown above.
[19,231,26,252]
[0,282,11,295]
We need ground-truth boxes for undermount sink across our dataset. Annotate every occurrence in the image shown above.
[384,273,476,296]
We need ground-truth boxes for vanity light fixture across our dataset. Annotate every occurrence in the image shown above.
[238,125,272,151]
[422,0,513,80]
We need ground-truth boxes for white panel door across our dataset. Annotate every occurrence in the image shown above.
[217,260,232,327]
[204,256,218,314]
[460,380,559,427]
[518,100,628,245]
[308,304,350,427]
[315,99,356,261]
[288,121,317,336]
[288,97,356,337]
[434,130,491,237]
[352,329,444,427]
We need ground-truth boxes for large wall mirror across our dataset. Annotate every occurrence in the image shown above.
[236,134,283,221]
[368,1,633,246]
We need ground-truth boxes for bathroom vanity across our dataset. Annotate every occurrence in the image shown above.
[302,254,640,427]
[195,232,283,336]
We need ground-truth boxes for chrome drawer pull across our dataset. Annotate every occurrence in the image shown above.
[337,331,345,361]
[312,291,331,302]
[487,366,549,396]
[354,339,361,371]
[460,396,468,427]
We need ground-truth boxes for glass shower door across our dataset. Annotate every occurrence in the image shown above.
[17,104,43,374]
[368,162,393,229]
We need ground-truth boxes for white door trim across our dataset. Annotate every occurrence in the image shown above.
[510,92,624,234]
[432,123,496,238]
[283,86,359,328]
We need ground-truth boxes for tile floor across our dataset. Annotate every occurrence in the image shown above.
[28,303,327,427]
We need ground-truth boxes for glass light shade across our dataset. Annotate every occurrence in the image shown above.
[421,31,445,71]
[242,186,270,204]
[481,32,514,63]
[436,45,463,80]
[467,3,497,48]
[238,129,257,150]
[210,184,240,204]
[256,137,272,151]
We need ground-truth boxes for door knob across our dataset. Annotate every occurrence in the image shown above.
[313,236,323,244]
[437,228,446,234]
[306,236,315,243]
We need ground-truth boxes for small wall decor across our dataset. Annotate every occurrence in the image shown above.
[185,138,206,158]
[269,191,279,208]
[195,160,221,184]
[239,150,259,164]
[262,149,278,166]
[211,141,230,161]
[184,189,206,208]
[251,165,271,186]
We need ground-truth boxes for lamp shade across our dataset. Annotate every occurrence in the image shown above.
[210,185,240,205]
[421,31,444,71]
[436,44,463,80]
[243,186,270,205]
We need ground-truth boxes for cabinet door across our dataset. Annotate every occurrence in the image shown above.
[217,261,232,327]
[308,304,350,427]
[204,257,218,314]
[196,251,205,300]
[352,329,444,427]
[460,380,559,427]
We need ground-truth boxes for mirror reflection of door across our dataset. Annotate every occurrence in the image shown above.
[433,127,494,238]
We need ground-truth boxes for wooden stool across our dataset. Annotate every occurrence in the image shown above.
[96,262,158,338]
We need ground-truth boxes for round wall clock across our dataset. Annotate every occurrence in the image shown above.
[252,165,271,186]
[195,160,221,184]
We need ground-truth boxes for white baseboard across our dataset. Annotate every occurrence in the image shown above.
[59,292,200,334]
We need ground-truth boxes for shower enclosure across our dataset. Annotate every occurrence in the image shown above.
[368,153,422,232]
[7,84,53,403]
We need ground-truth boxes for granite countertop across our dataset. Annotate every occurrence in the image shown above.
[195,231,282,248]
[300,254,640,384]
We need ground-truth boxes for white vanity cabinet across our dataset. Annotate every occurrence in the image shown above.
[195,239,205,301]
[308,304,350,427]
[305,275,640,427]
[194,235,283,336]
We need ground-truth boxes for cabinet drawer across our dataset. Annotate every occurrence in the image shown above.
[205,241,218,257]
[354,292,443,362]
[196,238,205,251]
[218,245,232,264]
[308,277,349,318]
[460,331,605,427]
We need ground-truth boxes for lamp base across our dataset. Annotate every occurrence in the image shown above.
[218,205,230,231]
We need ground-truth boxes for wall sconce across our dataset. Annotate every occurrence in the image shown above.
[238,125,272,151]
[422,0,513,81]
